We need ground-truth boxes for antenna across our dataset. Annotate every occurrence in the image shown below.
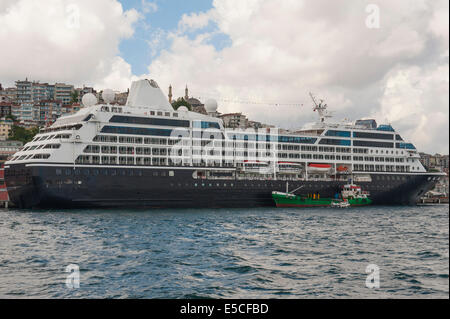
[309,92,319,108]
[309,92,332,123]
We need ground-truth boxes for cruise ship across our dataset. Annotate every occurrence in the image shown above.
[4,79,444,208]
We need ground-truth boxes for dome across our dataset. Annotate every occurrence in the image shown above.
[102,89,115,104]
[205,99,218,113]
[187,97,202,107]
[178,106,189,112]
[82,93,97,107]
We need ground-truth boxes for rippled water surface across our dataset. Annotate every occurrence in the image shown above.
[0,205,448,298]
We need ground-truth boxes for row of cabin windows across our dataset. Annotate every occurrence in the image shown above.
[353,132,394,140]
[193,121,221,130]
[325,130,351,138]
[13,153,51,161]
[84,145,173,156]
[76,155,178,166]
[77,153,414,171]
[101,126,173,137]
[75,156,229,167]
[319,138,351,146]
[74,157,237,168]
[83,143,409,164]
[56,167,165,178]
[229,133,398,144]
[278,154,352,160]
[93,135,177,146]
[12,143,60,160]
[90,135,408,157]
[31,134,71,143]
[352,157,405,163]
[92,136,351,153]
[39,124,82,134]
[109,115,190,128]
[228,134,317,144]
[353,164,409,172]
[354,148,405,155]
[353,140,394,148]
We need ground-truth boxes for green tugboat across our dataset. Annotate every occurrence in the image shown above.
[272,182,372,208]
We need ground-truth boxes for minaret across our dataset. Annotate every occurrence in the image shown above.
[168,84,173,103]
[185,85,189,100]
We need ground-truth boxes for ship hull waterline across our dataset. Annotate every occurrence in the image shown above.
[4,163,442,209]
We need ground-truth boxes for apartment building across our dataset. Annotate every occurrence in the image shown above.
[0,118,13,141]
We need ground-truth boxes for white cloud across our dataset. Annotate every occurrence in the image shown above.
[376,64,449,154]
[0,0,139,91]
[178,11,212,33]
[146,0,449,154]
[0,0,448,153]
[146,28,167,57]
[141,0,158,14]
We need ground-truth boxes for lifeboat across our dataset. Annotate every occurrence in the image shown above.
[278,162,303,174]
[243,161,271,174]
[308,163,332,173]
[337,165,350,172]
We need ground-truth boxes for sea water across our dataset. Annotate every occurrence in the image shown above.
[0,205,448,298]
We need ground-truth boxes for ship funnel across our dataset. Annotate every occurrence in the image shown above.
[126,79,174,111]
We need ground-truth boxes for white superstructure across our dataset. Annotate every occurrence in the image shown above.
[6,79,427,179]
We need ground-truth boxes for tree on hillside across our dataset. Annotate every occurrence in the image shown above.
[71,91,79,104]
[171,98,192,111]
[6,114,17,122]
[8,125,39,144]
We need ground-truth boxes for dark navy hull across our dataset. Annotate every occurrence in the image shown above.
[4,163,441,209]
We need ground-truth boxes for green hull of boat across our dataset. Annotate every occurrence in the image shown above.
[272,193,372,207]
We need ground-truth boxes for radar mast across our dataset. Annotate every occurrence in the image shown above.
[310,92,332,123]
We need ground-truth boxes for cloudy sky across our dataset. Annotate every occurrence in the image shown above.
[0,0,448,154]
